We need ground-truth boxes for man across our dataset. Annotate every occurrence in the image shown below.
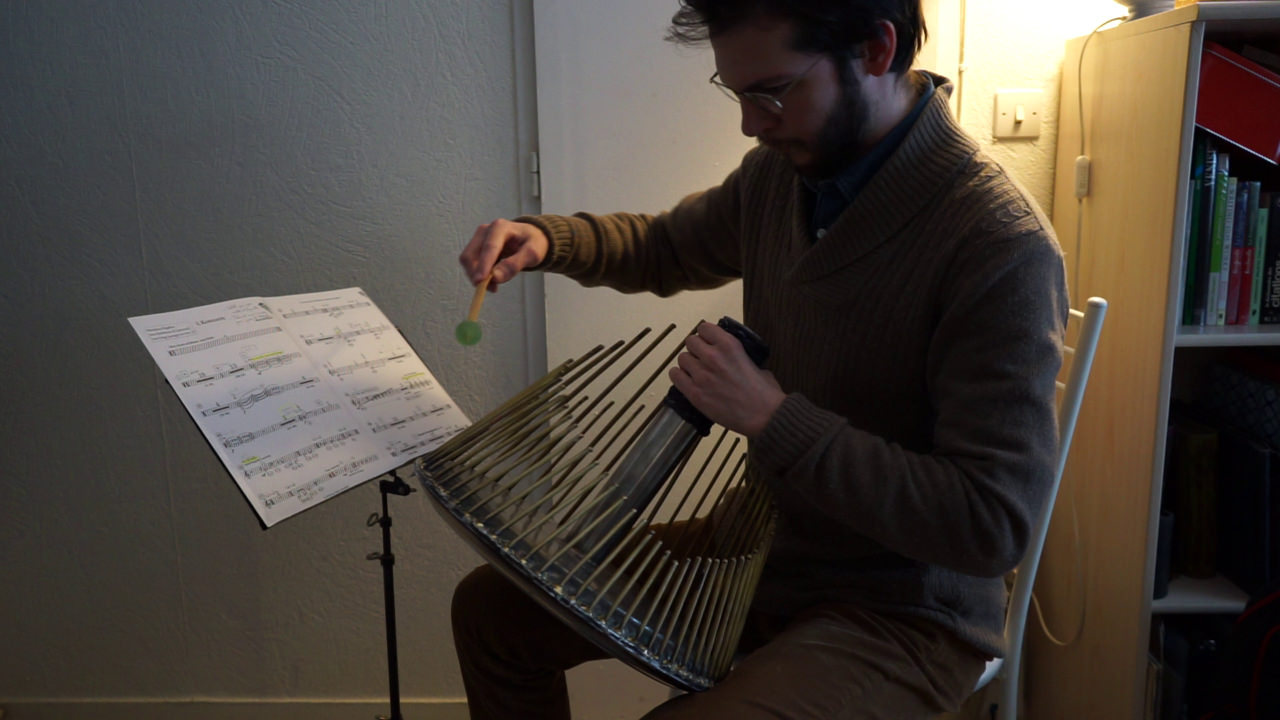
[452,1,1068,718]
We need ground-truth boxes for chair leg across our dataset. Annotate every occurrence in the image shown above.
[996,652,1021,720]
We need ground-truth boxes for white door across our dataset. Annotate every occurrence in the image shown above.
[531,0,960,367]
[533,0,752,370]
[530,3,750,712]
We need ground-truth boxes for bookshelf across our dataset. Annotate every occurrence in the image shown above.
[1177,324,1280,346]
[1151,574,1249,614]
[1027,4,1280,719]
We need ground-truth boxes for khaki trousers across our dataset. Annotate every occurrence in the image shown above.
[451,564,988,720]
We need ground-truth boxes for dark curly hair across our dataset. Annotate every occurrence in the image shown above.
[666,0,925,75]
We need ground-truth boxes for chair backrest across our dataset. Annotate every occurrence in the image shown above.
[975,296,1108,720]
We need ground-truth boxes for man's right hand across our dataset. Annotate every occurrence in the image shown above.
[459,219,550,292]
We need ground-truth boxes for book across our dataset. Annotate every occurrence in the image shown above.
[129,287,470,528]
[1187,146,1218,325]
[1192,146,1219,326]
[1216,174,1238,325]
[1254,195,1272,324]
[1227,180,1253,324]
[1216,428,1275,596]
[1208,156,1231,325]
[1240,182,1261,324]
[1167,409,1219,578]
[1226,178,1246,324]
[1198,42,1280,165]
[1183,135,1208,326]
[1266,193,1280,323]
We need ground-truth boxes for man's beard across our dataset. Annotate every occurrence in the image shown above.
[767,69,869,180]
[801,67,870,179]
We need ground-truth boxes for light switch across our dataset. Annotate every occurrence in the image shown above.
[992,89,1043,139]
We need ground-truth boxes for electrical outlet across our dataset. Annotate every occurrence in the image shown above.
[993,89,1043,140]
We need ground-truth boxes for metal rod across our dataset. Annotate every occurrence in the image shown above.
[698,557,743,670]
[641,439,700,528]
[599,541,665,620]
[561,502,644,582]
[575,324,676,420]
[572,524,648,602]
[653,557,702,659]
[474,445,592,521]
[537,498,631,574]
[672,559,717,668]
[689,453,748,559]
[645,558,693,654]
[627,547,675,629]
[502,464,601,543]
[426,358,575,464]
[656,433,725,548]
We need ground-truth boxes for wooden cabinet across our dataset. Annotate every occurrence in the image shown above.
[1028,4,1280,718]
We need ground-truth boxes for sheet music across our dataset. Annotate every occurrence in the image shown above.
[130,287,469,527]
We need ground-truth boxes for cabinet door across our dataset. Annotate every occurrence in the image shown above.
[1031,20,1196,720]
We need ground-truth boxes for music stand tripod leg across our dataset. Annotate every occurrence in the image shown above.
[368,470,414,720]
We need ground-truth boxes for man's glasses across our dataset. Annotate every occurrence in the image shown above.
[709,57,823,116]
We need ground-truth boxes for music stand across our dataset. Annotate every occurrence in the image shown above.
[367,469,414,720]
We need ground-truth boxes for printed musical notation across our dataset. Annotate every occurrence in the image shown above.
[130,287,470,528]
[349,374,434,410]
[177,351,304,387]
[218,401,343,449]
[199,377,322,416]
[301,323,392,346]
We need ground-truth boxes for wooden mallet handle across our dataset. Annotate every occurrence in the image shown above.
[467,274,491,323]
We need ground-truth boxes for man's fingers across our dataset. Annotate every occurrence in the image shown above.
[460,222,497,283]
[459,219,549,288]
[668,365,694,397]
[461,221,512,286]
[694,320,731,344]
[676,350,701,379]
[476,224,507,284]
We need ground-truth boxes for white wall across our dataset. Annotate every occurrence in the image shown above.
[0,0,1141,718]
[956,0,1129,217]
[0,1,528,717]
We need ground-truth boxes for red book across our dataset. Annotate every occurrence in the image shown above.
[1227,243,1244,324]
[1238,245,1255,324]
[1236,182,1262,324]
[1197,42,1280,164]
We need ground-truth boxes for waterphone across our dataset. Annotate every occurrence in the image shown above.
[414,318,777,692]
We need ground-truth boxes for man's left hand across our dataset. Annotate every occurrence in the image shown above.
[669,321,786,439]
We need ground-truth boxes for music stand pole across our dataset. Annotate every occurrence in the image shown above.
[369,469,414,720]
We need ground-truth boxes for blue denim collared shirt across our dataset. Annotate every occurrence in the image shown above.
[804,75,935,241]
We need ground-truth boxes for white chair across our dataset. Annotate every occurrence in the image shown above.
[971,296,1108,720]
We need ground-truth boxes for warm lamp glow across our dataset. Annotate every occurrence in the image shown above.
[1113,0,1175,21]
[1007,1,1132,35]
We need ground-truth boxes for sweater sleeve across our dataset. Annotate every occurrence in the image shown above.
[750,228,1068,579]
[518,161,751,296]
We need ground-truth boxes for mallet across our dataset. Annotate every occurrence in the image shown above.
[455,274,491,346]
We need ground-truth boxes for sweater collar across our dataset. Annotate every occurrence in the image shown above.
[802,74,935,241]
[786,72,980,283]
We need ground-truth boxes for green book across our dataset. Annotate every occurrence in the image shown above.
[1192,147,1219,326]
[1207,153,1231,326]
[1250,195,1270,325]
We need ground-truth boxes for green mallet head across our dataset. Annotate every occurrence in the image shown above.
[455,319,482,346]
[457,274,491,346]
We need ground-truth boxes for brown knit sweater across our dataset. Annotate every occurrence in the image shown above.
[523,76,1068,657]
